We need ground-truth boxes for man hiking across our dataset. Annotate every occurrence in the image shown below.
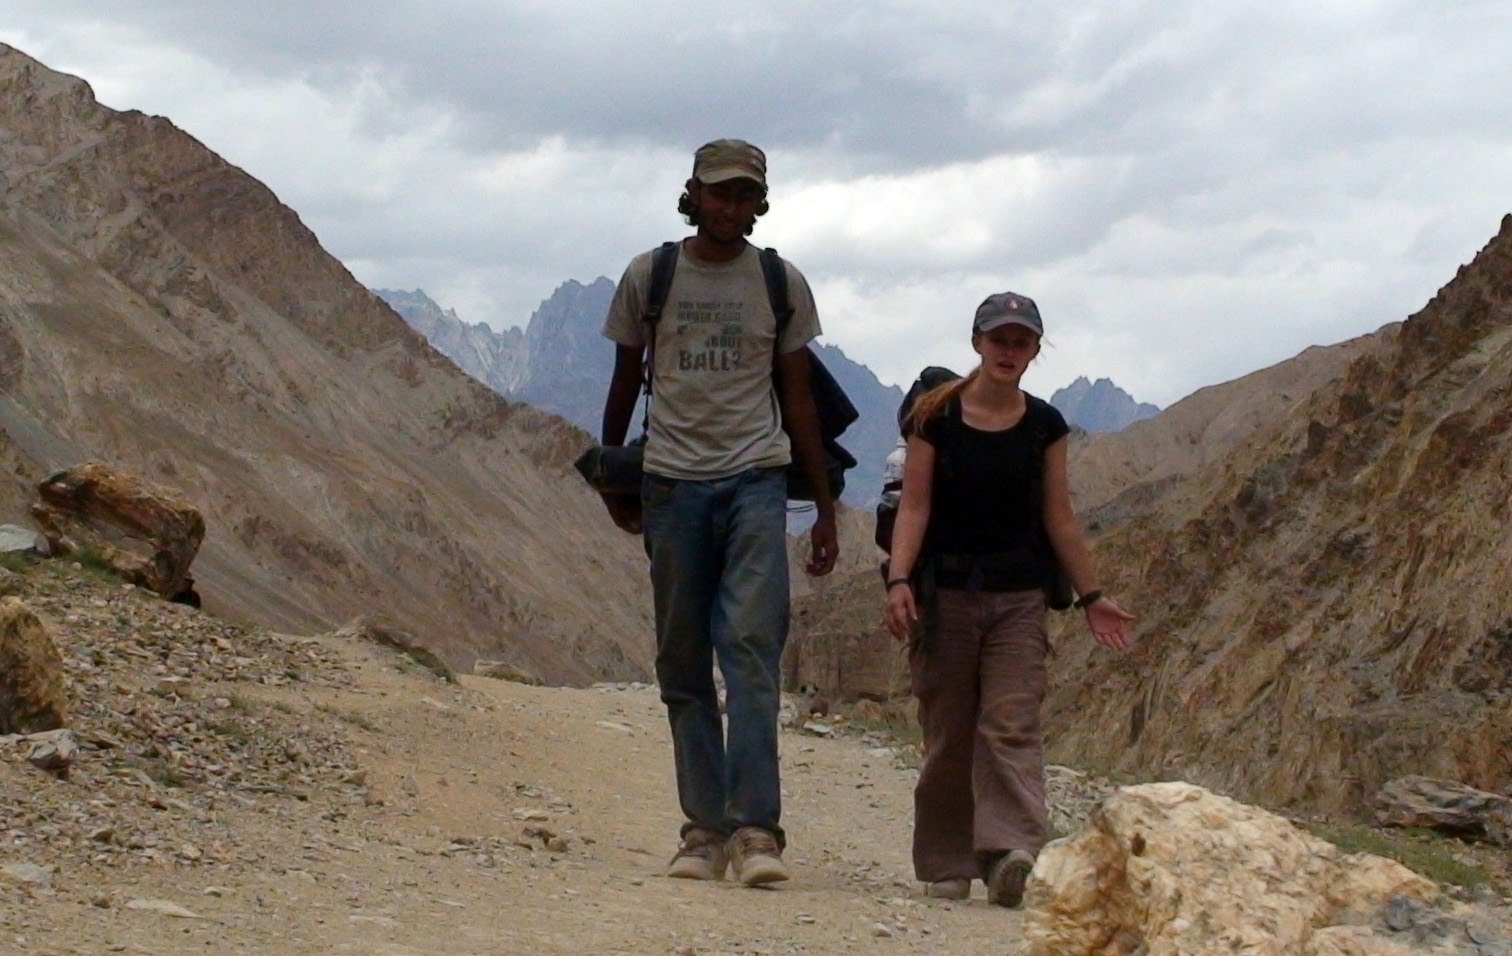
[598,138,838,886]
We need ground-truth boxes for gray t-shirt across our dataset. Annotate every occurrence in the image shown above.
[601,242,822,480]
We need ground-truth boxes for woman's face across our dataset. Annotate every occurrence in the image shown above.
[974,325,1041,384]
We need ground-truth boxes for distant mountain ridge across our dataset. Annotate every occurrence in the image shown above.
[380,286,1161,506]
[377,289,526,393]
[377,285,904,506]
[1051,376,1160,431]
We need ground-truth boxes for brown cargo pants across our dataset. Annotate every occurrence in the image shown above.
[908,587,1049,882]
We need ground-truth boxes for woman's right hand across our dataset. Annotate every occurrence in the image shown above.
[886,581,918,642]
[1084,595,1136,650]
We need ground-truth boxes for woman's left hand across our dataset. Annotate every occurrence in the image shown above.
[1085,596,1136,650]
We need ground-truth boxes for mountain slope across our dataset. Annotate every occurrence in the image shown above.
[0,44,650,684]
[791,220,1511,816]
[1067,331,1390,520]
[1047,216,1512,813]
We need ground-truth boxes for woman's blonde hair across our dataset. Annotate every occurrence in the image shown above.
[905,369,979,435]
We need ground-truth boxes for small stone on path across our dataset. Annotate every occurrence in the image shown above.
[125,898,206,919]
[2,863,53,888]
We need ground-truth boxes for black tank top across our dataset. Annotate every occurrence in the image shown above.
[915,393,1069,590]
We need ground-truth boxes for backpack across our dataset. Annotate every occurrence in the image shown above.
[873,368,1074,610]
[873,366,960,552]
[641,241,857,502]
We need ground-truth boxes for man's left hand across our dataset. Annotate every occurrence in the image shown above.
[806,514,838,576]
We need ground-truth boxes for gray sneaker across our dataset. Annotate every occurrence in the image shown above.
[667,827,728,881]
[986,849,1035,907]
[727,826,789,886]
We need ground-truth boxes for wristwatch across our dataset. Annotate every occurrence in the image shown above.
[1073,589,1105,609]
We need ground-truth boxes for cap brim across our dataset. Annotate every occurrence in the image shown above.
[974,316,1043,335]
[696,167,765,186]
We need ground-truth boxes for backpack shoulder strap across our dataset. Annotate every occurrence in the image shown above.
[639,241,679,402]
[643,241,680,326]
[758,247,794,337]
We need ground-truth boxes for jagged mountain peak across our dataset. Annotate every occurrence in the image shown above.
[1051,376,1160,432]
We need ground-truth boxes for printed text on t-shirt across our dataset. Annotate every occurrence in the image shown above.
[673,299,747,372]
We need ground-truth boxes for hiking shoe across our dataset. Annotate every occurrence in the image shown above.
[727,826,789,886]
[667,828,728,881]
[986,849,1035,907]
[924,878,971,900]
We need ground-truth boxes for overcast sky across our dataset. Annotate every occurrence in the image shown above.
[4,1,1510,406]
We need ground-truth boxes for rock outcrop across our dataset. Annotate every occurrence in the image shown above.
[0,523,47,555]
[782,625,907,703]
[0,597,67,734]
[1023,782,1499,956]
[23,727,78,779]
[31,462,204,597]
[1375,776,1512,847]
[338,617,457,684]
[784,506,903,699]
[474,659,541,685]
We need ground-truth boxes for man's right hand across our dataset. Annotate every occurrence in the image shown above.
[601,492,642,535]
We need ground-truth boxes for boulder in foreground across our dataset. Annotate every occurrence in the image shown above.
[0,597,67,735]
[1024,782,1503,955]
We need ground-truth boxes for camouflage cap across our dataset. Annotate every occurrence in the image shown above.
[692,139,767,186]
[973,292,1043,336]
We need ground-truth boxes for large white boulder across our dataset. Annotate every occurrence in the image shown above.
[1022,782,1494,956]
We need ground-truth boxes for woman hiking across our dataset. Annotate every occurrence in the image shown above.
[883,291,1134,906]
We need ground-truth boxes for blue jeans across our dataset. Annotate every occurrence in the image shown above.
[641,466,789,846]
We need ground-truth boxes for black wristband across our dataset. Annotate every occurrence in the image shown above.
[1074,589,1105,610]
[886,577,911,590]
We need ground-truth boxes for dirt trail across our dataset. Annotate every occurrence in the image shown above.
[4,635,1027,955]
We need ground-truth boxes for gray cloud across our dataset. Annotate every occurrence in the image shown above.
[4,0,1511,408]
[45,0,1507,169]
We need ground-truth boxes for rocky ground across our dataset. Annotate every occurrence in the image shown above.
[1,560,1507,955]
